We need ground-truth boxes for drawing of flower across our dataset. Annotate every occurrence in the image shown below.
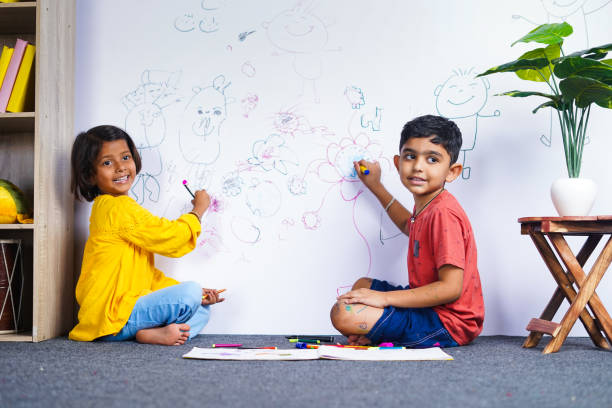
[315,132,383,200]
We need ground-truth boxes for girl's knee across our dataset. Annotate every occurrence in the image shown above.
[180,281,203,307]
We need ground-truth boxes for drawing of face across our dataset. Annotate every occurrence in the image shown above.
[264,4,328,53]
[179,76,230,164]
[187,88,227,138]
[174,14,197,32]
[435,70,489,119]
[540,0,586,18]
[199,16,219,33]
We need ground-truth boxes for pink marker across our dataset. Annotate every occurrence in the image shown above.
[212,343,242,348]
[182,180,195,198]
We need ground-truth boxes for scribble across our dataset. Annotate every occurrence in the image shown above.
[248,134,299,175]
[344,86,365,109]
[231,216,261,244]
[246,179,282,218]
[241,93,259,118]
[241,61,256,78]
[238,30,256,41]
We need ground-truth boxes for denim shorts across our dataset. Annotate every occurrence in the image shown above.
[366,279,459,348]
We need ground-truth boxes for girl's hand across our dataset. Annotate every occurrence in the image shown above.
[191,189,211,218]
[353,160,382,191]
[337,288,388,309]
[201,288,225,306]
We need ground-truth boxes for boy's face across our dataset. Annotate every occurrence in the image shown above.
[394,135,462,205]
[93,139,137,197]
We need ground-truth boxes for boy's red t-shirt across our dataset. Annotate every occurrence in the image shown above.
[406,190,484,345]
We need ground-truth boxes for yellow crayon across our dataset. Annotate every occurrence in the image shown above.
[359,165,370,175]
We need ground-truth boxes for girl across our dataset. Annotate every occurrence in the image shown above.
[68,125,224,346]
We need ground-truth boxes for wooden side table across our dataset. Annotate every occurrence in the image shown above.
[519,216,612,354]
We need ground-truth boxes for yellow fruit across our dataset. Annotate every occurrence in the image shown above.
[0,179,33,224]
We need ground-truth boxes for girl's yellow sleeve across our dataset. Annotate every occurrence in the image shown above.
[115,196,202,258]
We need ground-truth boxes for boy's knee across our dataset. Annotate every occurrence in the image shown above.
[330,301,357,335]
[352,277,372,290]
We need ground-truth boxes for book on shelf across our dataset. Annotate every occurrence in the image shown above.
[0,45,14,90]
[6,43,35,113]
[0,38,28,113]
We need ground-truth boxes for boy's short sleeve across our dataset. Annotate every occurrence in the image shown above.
[429,209,466,271]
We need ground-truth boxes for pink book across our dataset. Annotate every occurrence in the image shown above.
[0,38,28,113]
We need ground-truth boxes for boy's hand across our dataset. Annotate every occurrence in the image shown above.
[201,288,225,306]
[353,160,382,191]
[337,288,387,309]
[192,189,211,217]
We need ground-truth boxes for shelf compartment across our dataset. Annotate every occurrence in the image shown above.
[0,112,35,133]
[0,2,36,35]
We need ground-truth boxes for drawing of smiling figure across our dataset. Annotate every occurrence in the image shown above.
[434,68,500,179]
[262,1,337,103]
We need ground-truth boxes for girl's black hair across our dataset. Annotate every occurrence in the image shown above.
[399,115,463,164]
[70,125,142,202]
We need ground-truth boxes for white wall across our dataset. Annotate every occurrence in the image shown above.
[74,0,612,335]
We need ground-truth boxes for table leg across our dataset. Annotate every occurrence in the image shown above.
[543,236,612,354]
[550,234,612,345]
[523,287,564,348]
[529,233,608,350]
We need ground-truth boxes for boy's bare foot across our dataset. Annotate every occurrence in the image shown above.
[347,334,372,346]
[135,323,190,346]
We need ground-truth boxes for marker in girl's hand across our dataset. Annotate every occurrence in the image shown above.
[182,179,195,198]
[359,165,370,175]
[202,288,226,300]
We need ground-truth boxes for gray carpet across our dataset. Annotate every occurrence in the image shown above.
[1,335,611,407]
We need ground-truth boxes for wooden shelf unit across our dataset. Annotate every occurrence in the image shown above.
[0,0,75,342]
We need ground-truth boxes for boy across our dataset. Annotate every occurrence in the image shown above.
[330,115,484,347]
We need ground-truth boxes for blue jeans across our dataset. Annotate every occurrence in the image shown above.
[366,279,459,348]
[99,281,210,341]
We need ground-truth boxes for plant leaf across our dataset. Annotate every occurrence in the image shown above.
[601,59,612,67]
[477,58,550,78]
[511,22,573,46]
[554,57,612,85]
[559,76,612,108]
[532,100,560,113]
[554,43,612,62]
[516,44,561,82]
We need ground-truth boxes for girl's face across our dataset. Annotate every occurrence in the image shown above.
[93,139,136,197]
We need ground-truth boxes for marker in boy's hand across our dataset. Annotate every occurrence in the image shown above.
[201,288,226,305]
[353,160,381,189]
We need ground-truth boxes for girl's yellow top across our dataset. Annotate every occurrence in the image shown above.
[69,194,201,341]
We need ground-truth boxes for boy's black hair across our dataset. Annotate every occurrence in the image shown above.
[70,125,142,202]
[399,115,462,164]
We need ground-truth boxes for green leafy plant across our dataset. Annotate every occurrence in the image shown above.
[477,23,612,178]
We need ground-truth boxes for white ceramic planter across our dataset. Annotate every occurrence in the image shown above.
[550,177,598,217]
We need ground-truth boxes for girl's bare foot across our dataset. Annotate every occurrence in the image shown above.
[135,323,190,346]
